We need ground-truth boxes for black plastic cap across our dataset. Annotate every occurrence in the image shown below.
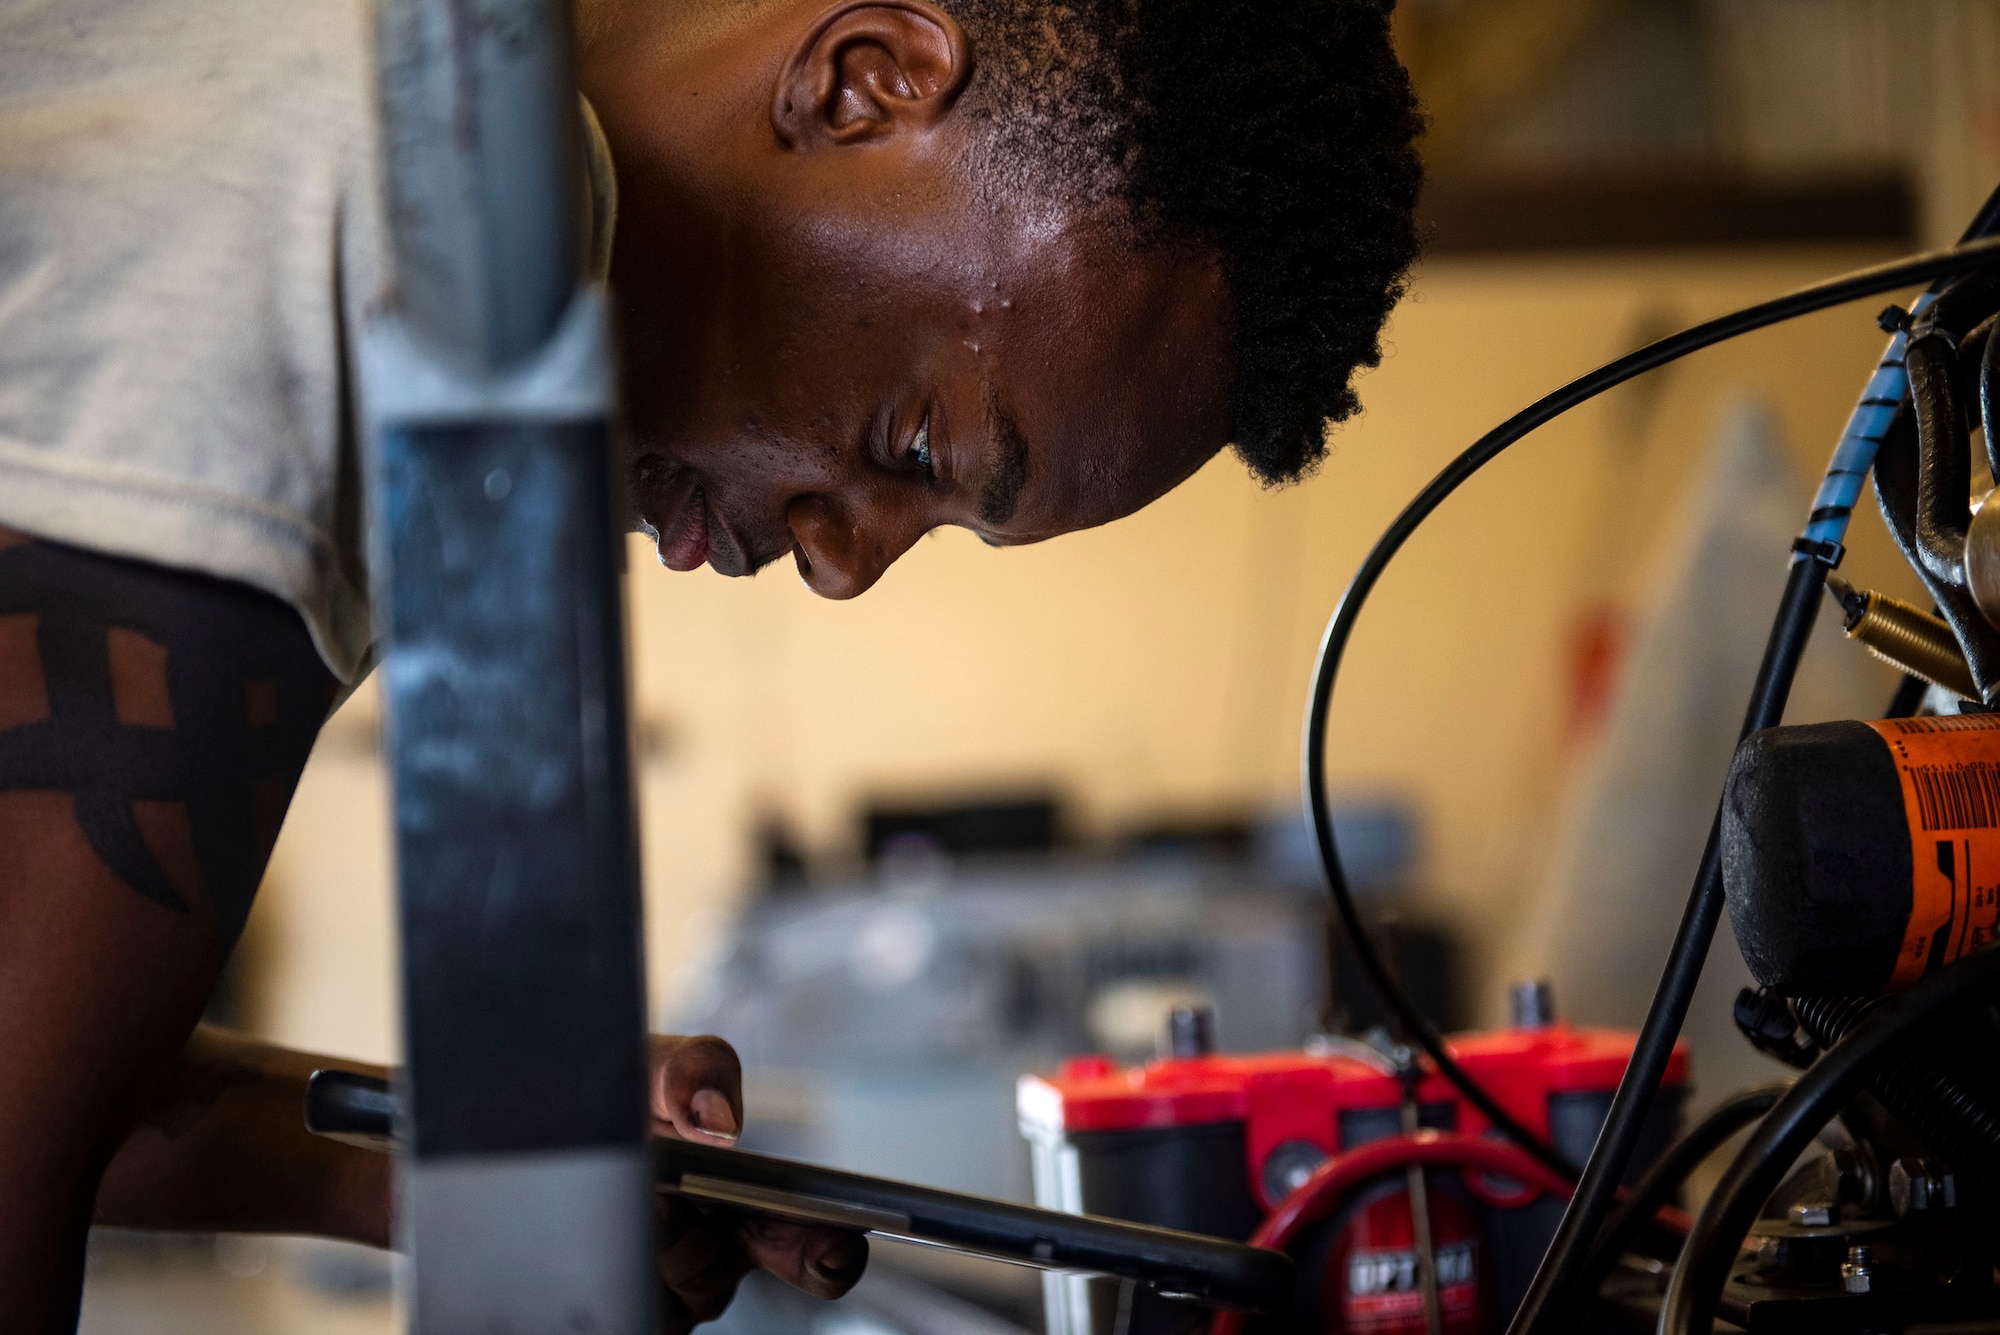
[1162,1005,1216,1059]
[1721,720,1912,995]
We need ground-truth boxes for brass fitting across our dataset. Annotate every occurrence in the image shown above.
[1826,575,1979,700]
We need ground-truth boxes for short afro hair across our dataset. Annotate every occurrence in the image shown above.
[946,0,1424,484]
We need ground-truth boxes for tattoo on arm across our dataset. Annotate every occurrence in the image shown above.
[0,530,336,946]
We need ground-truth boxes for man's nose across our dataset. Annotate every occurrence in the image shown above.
[784,493,926,599]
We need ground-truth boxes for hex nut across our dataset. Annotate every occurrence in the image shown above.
[1841,1244,1873,1295]
[1889,1157,1955,1215]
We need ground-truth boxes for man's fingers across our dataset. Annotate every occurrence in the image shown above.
[649,1033,854,1322]
[656,1194,752,1323]
[739,1217,869,1301]
[650,1034,743,1143]
[802,1232,868,1300]
[688,1087,737,1140]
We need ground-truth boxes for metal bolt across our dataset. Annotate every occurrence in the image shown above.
[1788,1201,1838,1228]
[1890,1158,1931,1214]
[1823,1147,1876,1209]
[1889,1156,1956,1215]
[1162,1004,1215,1059]
[1841,1244,1873,1294]
[1509,979,1556,1030]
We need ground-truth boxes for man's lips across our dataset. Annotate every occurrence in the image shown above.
[659,484,711,572]
[634,457,769,577]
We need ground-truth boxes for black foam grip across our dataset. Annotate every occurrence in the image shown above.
[1721,720,1913,994]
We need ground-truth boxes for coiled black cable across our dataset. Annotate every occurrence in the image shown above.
[1791,995,2000,1184]
[1658,947,2000,1335]
[1299,228,2000,1320]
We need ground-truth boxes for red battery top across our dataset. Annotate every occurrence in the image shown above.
[1017,1024,1690,1149]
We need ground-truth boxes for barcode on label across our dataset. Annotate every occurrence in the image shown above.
[1909,762,2000,830]
[1887,715,2000,734]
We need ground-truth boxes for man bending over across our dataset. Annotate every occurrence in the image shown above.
[0,0,1422,1326]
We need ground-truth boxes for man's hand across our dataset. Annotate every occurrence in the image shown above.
[647,1035,868,1332]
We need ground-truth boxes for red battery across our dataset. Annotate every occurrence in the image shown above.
[1018,1024,1688,1335]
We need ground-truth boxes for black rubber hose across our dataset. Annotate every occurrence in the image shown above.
[1658,948,2000,1335]
[1791,995,2000,1183]
[1575,1084,1789,1300]
[1910,327,1972,586]
[1957,310,1995,459]
[1875,371,2000,698]
[1307,238,2000,1192]
[1962,311,1997,381]
[1923,267,2000,336]
[1984,309,2000,479]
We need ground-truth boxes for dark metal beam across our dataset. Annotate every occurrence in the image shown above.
[363,0,654,1329]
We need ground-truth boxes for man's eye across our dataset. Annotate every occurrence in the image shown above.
[909,418,934,478]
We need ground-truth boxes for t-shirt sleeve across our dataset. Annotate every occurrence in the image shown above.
[0,0,380,682]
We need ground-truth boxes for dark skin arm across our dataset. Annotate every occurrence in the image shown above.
[94,1025,394,1244]
[0,526,860,1330]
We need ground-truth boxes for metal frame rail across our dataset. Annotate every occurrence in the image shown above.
[361,0,654,1328]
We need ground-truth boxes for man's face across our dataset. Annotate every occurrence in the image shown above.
[584,0,1236,599]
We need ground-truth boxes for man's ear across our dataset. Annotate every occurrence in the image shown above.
[772,0,972,148]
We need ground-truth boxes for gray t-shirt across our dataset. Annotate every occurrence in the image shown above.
[0,0,615,683]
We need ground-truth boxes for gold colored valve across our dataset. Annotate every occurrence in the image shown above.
[1826,575,1979,701]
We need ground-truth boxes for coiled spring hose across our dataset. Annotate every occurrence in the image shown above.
[1791,994,2000,1185]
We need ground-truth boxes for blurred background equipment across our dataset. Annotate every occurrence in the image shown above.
[1399,0,1995,252]
[673,796,1436,1202]
[675,795,1441,1325]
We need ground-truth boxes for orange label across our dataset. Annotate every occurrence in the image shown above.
[1865,715,2000,989]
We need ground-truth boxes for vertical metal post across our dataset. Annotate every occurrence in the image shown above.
[362,1,654,1329]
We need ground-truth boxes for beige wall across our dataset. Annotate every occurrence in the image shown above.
[248,243,1921,1065]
